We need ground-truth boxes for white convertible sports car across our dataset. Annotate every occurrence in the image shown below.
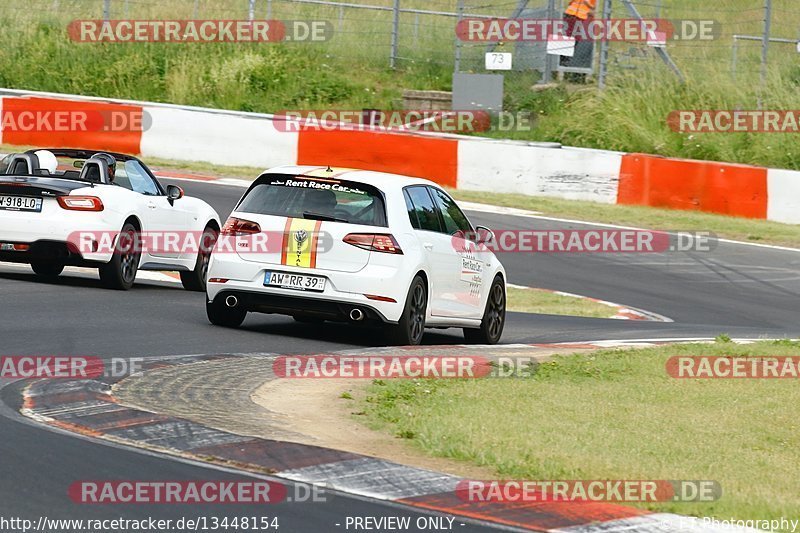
[0,148,220,291]
[205,166,506,345]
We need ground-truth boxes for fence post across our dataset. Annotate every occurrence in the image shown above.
[248,0,256,21]
[454,0,464,73]
[541,0,555,84]
[758,0,772,109]
[620,0,684,82]
[598,0,612,89]
[390,0,401,69]
[103,0,111,22]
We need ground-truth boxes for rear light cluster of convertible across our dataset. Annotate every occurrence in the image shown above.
[221,217,261,236]
[343,233,403,254]
[0,243,29,252]
[57,196,104,211]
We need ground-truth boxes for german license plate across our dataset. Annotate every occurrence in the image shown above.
[0,195,42,212]
[264,271,326,292]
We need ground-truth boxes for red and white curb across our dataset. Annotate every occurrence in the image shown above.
[19,347,763,533]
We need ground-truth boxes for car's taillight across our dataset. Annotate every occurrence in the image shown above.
[343,233,403,254]
[221,217,261,236]
[57,196,104,211]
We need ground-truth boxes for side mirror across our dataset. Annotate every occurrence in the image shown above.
[475,225,495,245]
[167,185,184,205]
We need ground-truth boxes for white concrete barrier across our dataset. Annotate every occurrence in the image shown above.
[0,87,798,226]
[458,138,622,204]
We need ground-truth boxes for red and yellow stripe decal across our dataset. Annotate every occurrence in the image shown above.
[281,218,323,268]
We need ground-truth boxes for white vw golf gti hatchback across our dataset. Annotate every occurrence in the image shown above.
[205,166,506,345]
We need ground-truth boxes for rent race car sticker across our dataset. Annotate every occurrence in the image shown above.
[270,176,368,195]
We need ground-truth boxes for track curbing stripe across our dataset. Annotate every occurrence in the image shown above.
[16,348,765,532]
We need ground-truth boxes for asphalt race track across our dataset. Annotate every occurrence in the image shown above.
[1,177,799,531]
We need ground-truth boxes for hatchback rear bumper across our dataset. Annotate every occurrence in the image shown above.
[209,289,393,324]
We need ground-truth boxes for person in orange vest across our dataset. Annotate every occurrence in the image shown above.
[560,0,597,72]
[563,0,597,42]
[565,0,597,23]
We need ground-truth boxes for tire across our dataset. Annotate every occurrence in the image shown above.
[385,275,427,346]
[30,260,64,279]
[99,222,140,290]
[206,297,247,328]
[464,275,506,345]
[181,225,218,292]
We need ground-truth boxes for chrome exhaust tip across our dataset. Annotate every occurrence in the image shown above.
[349,308,364,321]
[225,295,239,308]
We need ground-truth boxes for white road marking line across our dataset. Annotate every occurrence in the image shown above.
[0,261,181,285]
[460,201,542,217]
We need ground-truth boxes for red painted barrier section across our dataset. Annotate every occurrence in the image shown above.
[618,153,768,219]
[1,96,143,154]
[297,129,458,188]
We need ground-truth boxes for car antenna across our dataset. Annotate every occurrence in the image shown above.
[325,165,333,173]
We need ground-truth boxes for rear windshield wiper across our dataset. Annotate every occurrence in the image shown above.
[302,211,348,223]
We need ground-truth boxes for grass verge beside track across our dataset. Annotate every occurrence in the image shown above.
[507,286,616,318]
[359,339,800,524]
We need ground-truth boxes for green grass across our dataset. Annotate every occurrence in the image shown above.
[507,286,616,318]
[360,340,800,525]
[4,1,800,170]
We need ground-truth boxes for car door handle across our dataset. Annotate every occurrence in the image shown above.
[423,243,433,251]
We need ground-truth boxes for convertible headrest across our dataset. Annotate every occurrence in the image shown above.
[4,153,40,175]
[79,157,113,184]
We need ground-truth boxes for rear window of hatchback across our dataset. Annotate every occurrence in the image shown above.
[237,174,388,227]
